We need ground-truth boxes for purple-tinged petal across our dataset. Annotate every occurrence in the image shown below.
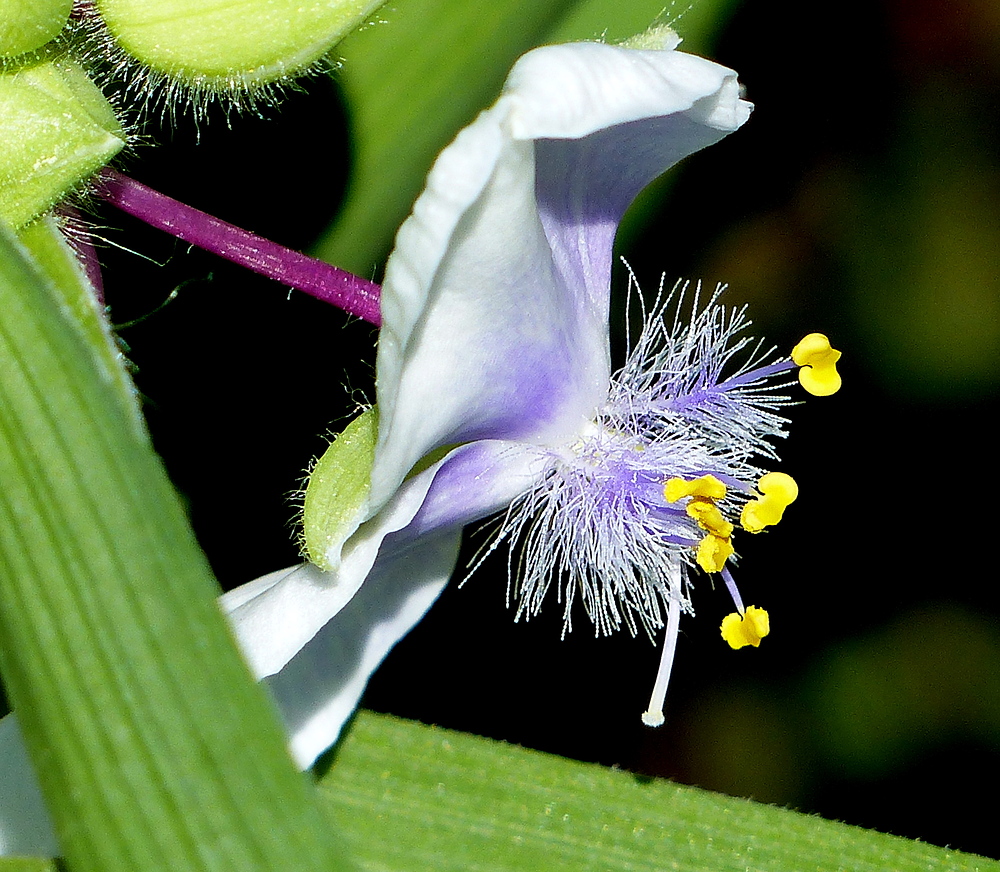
[224,439,543,679]
[265,529,461,768]
[371,110,608,510]
[221,465,442,678]
[515,42,752,325]
[264,441,542,766]
[369,41,750,512]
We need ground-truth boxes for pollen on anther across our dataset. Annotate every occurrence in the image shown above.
[721,605,770,649]
[697,533,733,573]
[741,472,797,533]
[791,333,841,397]
[664,475,727,503]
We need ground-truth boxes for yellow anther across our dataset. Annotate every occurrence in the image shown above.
[740,472,798,533]
[791,332,842,396]
[687,498,734,538]
[720,605,770,649]
[664,474,727,503]
[696,533,733,573]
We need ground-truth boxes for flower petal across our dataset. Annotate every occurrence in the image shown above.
[369,41,750,512]
[264,528,461,768]
[517,42,753,326]
[223,439,542,678]
[0,714,58,857]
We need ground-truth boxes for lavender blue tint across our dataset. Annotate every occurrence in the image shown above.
[534,113,739,327]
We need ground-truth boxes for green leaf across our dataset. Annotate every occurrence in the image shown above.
[321,710,999,872]
[0,860,58,872]
[312,0,578,277]
[0,223,352,871]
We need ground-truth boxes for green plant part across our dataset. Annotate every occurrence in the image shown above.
[0,57,125,228]
[0,0,73,58]
[302,407,379,571]
[94,0,387,90]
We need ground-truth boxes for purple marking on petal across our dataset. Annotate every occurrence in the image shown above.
[403,440,544,541]
[535,112,738,324]
[95,169,382,325]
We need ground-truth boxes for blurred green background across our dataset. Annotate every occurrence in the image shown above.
[83,0,1000,860]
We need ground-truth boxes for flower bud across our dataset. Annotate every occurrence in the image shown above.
[95,0,385,88]
[1,0,73,58]
[0,58,125,227]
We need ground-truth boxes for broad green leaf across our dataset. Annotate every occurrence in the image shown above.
[0,223,352,871]
[313,0,577,277]
[0,860,58,872]
[321,710,999,872]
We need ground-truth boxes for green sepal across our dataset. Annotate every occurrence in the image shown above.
[0,0,73,58]
[0,57,125,228]
[303,406,378,570]
[95,0,386,88]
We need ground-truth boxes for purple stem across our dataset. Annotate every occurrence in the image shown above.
[60,206,106,306]
[95,168,381,326]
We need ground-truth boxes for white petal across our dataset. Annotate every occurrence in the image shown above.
[223,440,543,678]
[516,42,752,325]
[265,529,462,768]
[221,458,442,678]
[370,41,750,512]
[0,714,58,857]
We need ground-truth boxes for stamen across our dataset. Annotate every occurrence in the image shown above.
[665,475,734,573]
[740,471,798,533]
[720,605,770,649]
[641,595,682,727]
[696,533,733,573]
[791,333,841,396]
[94,169,382,325]
[720,567,745,614]
[664,474,726,502]
[686,497,733,538]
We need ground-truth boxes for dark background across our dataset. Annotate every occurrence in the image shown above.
[92,0,1000,859]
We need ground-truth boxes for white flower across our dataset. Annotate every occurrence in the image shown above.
[1,33,766,854]
[224,34,755,767]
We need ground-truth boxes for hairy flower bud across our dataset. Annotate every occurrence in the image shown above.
[94,0,386,89]
[1,0,73,58]
[0,57,125,227]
